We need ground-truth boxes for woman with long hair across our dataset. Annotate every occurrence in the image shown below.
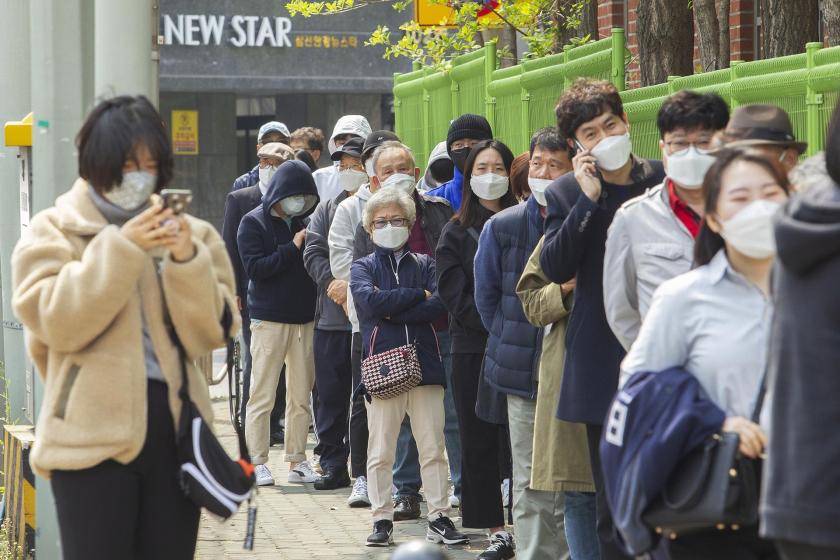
[435,139,518,560]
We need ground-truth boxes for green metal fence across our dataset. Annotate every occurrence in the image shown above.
[395,32,840,169]
[394,29,627,166]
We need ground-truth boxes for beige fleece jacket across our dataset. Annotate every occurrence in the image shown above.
[12,179,239,478]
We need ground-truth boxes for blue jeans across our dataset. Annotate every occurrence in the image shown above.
[393,330,462,498]
[564,491,599,560]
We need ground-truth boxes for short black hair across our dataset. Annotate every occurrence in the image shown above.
[825,96,840,185]
[529,127,568,157]
[657,91,730,139]
[555,78,623,140]
[76,96,173,194]
[291,126,325,152]
[457,140,517,229]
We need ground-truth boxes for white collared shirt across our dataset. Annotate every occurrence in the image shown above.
[621,249,772,428]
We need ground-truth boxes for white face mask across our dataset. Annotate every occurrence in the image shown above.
[470,173,509,200]
[667,146,716,189]
[372,224,410,250]
[339,169,368,193]
[720,199,781,259]
[589,132,632,171]
[105,171,156,211]
[280,195,307,216]
[380,173,416,194]
[258,165,278,187]
[365,159,376,178]
[528,177,553,206]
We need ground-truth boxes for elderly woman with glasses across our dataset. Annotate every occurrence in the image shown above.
[349,188,468,548]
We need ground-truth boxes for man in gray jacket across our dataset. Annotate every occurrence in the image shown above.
[304,138,367,492]
[604,91,729,350]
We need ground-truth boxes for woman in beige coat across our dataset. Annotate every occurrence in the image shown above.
[516,236,599,559]
[11,96,238,560]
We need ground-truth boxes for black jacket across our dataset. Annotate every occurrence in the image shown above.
[540,158,664,424]
[762,174,840,548]
[222,185,262,302]
[303,192,352,331]
[237,161,320,324]
[435,205,495,354]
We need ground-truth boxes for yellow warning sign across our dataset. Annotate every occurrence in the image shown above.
[415,0,456,27]
[172,110,199,155]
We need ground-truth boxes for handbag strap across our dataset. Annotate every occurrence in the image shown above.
[751,371,768,424]
[466,227,480,243]
[153,258,251,462]
[367,322,411,357]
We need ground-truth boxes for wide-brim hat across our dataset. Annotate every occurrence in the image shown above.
[722,104,807,154]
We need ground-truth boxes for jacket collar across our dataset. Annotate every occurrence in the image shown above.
[526,195,544,234]
[54,179,111,236]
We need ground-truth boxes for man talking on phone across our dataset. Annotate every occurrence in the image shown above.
[539,78,664,560]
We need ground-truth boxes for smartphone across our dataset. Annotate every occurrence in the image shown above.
[160,189,193,215]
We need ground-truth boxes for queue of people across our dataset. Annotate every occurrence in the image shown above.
[10,78,840,560]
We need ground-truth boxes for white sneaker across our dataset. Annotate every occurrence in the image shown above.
[289,460,321,483]
[255,464,275,486]
[449,491,460,509]
[348,475,372,507]
[501,478,511,509]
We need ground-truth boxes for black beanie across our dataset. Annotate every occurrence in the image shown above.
[446,114,493,154]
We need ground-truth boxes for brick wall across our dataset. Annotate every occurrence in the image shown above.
[592,0,759,89]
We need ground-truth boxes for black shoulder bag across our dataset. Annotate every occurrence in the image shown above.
[155,261,257,546]
[642,376,767,540]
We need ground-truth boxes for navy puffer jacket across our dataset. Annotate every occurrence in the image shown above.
[474,196,544,398]
[350,245,447,387]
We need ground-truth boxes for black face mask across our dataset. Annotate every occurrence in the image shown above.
[450,147,471,173]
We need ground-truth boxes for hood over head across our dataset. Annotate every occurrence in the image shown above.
[328,115,372,155]
[774,168,840,275]
[418,141,453,191]
[263,160,320,219]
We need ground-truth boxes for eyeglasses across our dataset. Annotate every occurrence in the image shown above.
[665,140,714,153]
[372,218,408,229]
[339,164,365,173]
[258,159,281,168]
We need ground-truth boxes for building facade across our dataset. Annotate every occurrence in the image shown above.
[159,0,410,228]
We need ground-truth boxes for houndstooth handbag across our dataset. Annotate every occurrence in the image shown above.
[361,323,422,399]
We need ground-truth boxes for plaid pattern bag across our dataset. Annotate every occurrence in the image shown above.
[361,324,422,399]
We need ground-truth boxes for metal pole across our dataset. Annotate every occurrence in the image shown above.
[0,0,32,426]
[805,41,823,156]
[30,1,95,556]
[94,0,154,100]
[611,28,626,92]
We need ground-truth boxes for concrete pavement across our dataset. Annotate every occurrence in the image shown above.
[196,391,494,560]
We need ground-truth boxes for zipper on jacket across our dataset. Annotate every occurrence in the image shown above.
[54,364,81,419]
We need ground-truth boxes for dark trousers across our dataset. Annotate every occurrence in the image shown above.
[51,381,200,560]
[777,540,839,560]
[349,331,368,478]
[240,307,285,430]
[586,424,634,560]
[668,526,779,560]
[451,352,505,529]
[313,328,353,471]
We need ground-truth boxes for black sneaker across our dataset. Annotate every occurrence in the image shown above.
[426,514,469,545]
[366,520,394,547]
[314,468,351,490]
[270,428,285,446]
[393,495,421,521]
[478,531,515,559]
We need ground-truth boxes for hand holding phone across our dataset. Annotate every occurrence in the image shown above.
[572,141,602,202]
[160,189,193,215]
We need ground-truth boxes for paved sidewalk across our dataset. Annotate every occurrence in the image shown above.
[196,396,491,560]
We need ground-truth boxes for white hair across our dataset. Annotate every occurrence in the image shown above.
[371,141,416,176]
[363,188,417,233]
